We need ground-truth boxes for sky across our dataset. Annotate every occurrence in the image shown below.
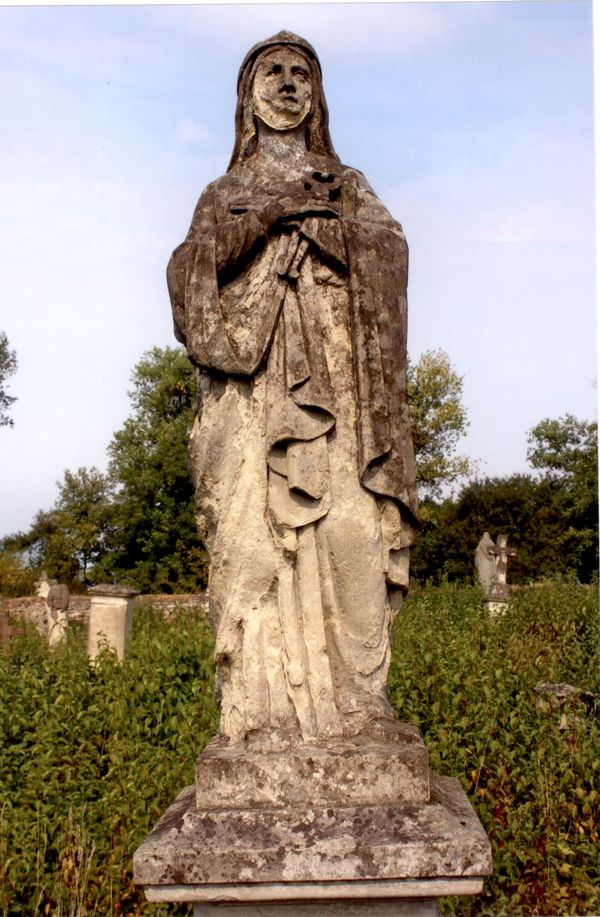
[0,1,596,538]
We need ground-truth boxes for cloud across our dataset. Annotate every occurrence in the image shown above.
[176,118,214,146]
[148,3,456,63]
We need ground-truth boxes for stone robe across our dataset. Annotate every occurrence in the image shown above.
[168,155,419,744]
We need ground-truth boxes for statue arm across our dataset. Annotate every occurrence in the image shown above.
[167,185,218,347]
[291,169,405,273]
[166,182,288,375]
[298,217,348,273]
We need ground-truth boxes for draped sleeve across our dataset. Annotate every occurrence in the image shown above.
[340,168,420,528]
[167,180,288,376]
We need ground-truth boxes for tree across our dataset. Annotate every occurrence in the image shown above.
[407,349,475,499]
[5,467,112,589]
[54,467,113,583]
[527,414,598,579]
[527,414,597,501]
[0,332,17,427]
[5,347,207,593]
[96,346,207,593]
[0,550,38,597]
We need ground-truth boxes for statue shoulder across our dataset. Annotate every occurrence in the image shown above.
[338,165,404,234]
[338,165,373,191]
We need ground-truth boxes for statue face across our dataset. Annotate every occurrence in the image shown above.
[252,47,312,131]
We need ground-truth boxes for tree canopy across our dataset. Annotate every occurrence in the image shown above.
[95,346,207,592]
[407,349,475,499]
[3,348,207,593]
[0,332,17,428]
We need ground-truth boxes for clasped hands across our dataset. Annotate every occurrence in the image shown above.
[230,171,342,234]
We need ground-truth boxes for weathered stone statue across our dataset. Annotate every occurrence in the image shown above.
[475,531,497,593]
[46,581,70,646]
[168,31,419,746]
[135,33,491,914]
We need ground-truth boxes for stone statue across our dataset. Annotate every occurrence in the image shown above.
[168,31,419,747]
[46,581,70,646]
[475,532,497,593]
[134,34,492,910]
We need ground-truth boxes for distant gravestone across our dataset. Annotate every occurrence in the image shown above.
[35,571,51,601]
[475,532,496,593]
[476,533,516,615]
[535,683,595,732]
[87,585,138,662]
[32,571,51,634]
[46,582,70,646]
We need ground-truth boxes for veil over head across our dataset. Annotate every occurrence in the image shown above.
[227,30,341,170]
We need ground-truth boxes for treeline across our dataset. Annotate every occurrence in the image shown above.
[2,348,207,595]
[1,347,597,594]
[417,409,598,586]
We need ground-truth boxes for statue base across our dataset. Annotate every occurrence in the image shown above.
[134,758,491,911]
[189,900,443,916]
[194,898,440,917]
[195,723,430,809]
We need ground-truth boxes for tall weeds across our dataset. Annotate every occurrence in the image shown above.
[1,587,597,915]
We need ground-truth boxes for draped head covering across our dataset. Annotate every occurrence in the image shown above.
[227,30,340,170]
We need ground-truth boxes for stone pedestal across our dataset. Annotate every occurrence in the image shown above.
[192,902,441,916]
[87,585,138,662]
[134,724,492,913]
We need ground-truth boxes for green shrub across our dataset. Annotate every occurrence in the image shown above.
[390,583,599,916]
[1,586,597,915]
[0,602,218,915]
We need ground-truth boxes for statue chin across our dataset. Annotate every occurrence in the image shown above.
[253,103,310,131]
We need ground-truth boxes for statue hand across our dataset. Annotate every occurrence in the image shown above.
[262,190,340,229]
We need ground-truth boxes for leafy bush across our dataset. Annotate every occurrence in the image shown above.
[390,583,599,916]
[1,585,597,915]
[0,603,218,915]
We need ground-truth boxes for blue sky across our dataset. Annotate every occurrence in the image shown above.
[0,1,596,537]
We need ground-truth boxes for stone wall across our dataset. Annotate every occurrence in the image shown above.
[1,593,208,625]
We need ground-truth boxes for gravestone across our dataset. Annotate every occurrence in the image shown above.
[134,32,492,914]
[87,584,138,662]
[476,533,516,615]
[35,571,51,601]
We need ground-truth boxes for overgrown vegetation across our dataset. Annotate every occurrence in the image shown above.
[391,583,599,916]
[1,584,597,915]
[0,604,218,916]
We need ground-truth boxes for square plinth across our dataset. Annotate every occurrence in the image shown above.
[195,724,430,810]
[134,772,492,896]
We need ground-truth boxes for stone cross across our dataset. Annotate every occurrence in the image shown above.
[484,534,516,614]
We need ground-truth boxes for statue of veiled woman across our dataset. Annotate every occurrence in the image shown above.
[167,31,419,747]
